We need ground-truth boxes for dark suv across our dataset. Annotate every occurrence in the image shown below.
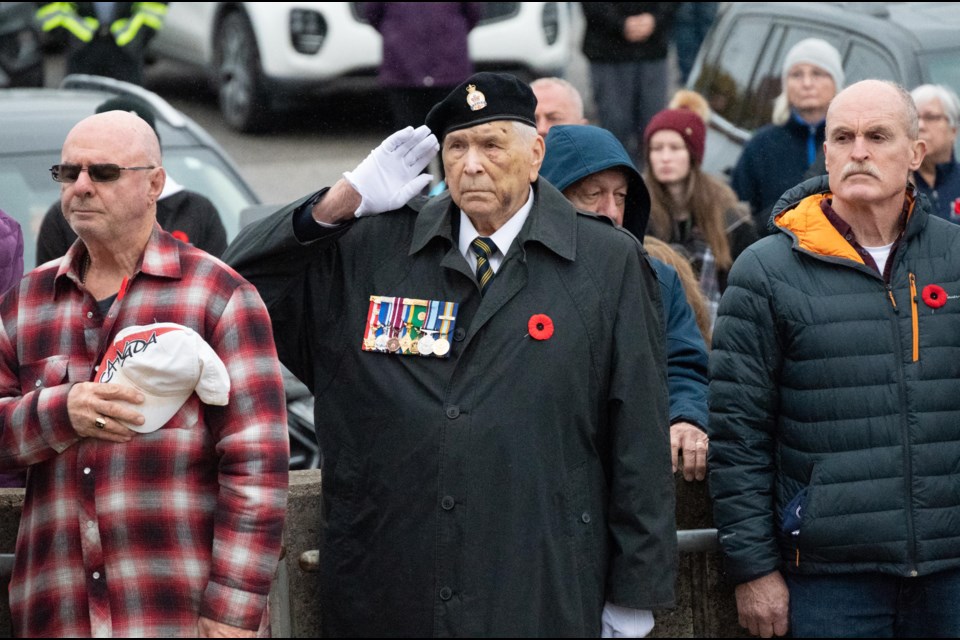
[687,2,960,179]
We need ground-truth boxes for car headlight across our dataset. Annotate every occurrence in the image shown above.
[290,9,327,55]
[541,3,560,46]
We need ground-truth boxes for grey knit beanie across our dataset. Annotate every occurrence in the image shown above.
[781,38,844,89]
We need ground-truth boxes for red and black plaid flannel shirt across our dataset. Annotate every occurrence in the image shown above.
[0,226,289,636]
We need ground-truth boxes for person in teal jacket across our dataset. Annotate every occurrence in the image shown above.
[709,80,960,638]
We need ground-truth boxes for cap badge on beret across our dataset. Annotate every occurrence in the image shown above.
[466,84,487,112]
[685,127,693,136]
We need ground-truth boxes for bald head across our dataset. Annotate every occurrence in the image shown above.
[824,79,925,212]
[827,79,918,141]
[64,110,162,166]
[59,110,166,252]
[531,77,587,138]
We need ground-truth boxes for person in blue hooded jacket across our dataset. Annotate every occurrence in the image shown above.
[540,124,710,483]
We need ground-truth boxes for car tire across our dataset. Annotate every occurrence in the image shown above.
[215,11,268,132]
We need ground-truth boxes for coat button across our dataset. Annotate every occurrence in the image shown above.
[441,495,455,510]
[86,311,94,319]
[439,586,452,601]
[454,327,466,341]
[446,406,460,419]
[581,512,591,524]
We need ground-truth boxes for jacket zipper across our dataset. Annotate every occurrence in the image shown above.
[909,273,919,362]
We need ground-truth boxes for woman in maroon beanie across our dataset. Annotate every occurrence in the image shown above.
[642,101,757,328]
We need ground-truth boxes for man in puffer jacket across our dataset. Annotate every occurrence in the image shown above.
[709,79,960,638]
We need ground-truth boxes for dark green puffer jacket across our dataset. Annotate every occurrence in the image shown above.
[707,175,960,584]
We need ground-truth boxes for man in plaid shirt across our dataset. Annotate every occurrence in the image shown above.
[0,111,289,637]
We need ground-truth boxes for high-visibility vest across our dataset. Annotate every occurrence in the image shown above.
[36,2,168,47]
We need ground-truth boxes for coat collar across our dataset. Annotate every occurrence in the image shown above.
[773,177,926,260]
[56,223,183,295]
[409,177,578,262]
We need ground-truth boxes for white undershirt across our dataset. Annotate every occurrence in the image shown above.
[863,241,894,274]
[458,187,534,274]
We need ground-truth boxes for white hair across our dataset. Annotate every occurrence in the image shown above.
[512,121,538,145]
[911,84,960,128]
[530,76,585,120]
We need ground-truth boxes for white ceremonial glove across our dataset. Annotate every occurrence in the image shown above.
[601,603,654,638]
[343,124,439,217]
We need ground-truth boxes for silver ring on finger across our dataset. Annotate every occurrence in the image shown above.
[94,416,107,430]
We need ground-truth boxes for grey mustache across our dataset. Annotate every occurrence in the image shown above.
[841,163,881,180]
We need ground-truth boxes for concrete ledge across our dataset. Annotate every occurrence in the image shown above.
[1,470,747,638]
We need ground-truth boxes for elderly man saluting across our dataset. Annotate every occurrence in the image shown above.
[225,72,676,637]
[709,79,960,637]
[0,110,289,637]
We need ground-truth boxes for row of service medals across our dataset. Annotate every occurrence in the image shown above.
[362,296,460,358]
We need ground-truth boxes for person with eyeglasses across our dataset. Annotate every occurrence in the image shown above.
[732,38,845,235]
[36,94,228,266]
[0,109,290,637]
[911,84,960,223]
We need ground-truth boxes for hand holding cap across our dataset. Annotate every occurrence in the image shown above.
[343,125,439,217]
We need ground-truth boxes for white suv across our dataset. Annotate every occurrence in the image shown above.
[148,2,573,131]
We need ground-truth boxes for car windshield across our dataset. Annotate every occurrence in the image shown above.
[0,148,255,269]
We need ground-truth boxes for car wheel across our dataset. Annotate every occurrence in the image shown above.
[215,11,268,132]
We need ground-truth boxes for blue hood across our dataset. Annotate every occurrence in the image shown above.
[539,124,651,240]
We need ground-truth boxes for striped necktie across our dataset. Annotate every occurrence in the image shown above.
[470,236,498,296]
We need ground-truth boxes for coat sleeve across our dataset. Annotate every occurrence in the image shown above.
[731,138,763,223]
[707,248,783,584]
[222,191,352,388]
[605,246,677,609]
[656,262,709,428]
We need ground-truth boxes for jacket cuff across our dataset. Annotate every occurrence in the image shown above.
[200,580,268,632]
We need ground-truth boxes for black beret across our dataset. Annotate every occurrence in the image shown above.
[425,72,537,139]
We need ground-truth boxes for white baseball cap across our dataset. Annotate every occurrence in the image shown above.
[96,322,230,433]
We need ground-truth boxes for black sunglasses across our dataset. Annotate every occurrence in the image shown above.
[50,163,156,183]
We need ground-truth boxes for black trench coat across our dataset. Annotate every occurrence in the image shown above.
[225,179,677,636]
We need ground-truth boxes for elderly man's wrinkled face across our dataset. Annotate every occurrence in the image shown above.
[916,97,957,163]
[563,168,629,225]
[443,121,543,228]
[825,81,924,207]
[59,112,163,244]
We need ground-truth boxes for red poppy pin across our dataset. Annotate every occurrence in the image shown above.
[922,284,947,309]
[953,198,960,216]
[171,230,190,243]
[528,314,554,340]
